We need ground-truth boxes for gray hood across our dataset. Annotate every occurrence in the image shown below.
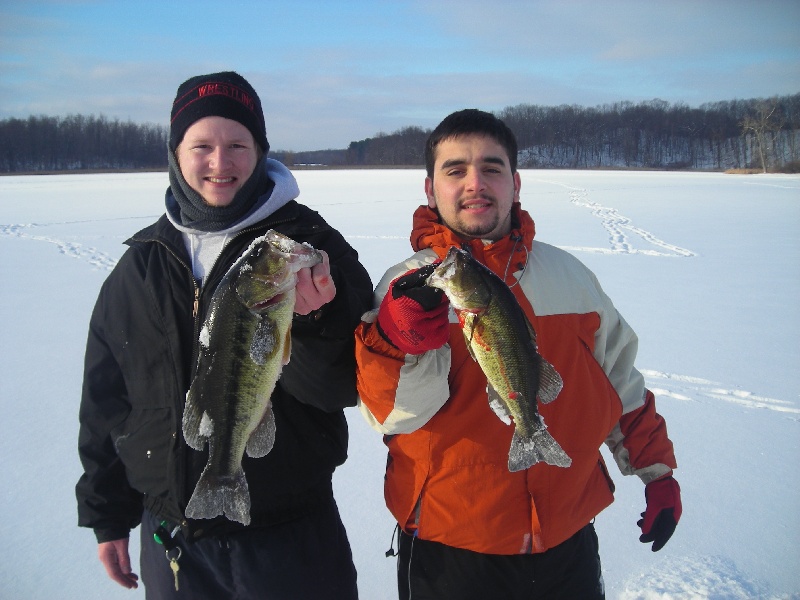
[166,158,300,283]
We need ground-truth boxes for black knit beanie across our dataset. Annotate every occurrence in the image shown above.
[169,71,269,152]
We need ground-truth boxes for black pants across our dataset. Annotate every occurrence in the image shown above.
[397,523,604,600]
[140,500,358,599]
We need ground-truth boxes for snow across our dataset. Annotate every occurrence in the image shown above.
[1,169,798,599]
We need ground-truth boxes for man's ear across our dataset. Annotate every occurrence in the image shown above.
[425,177,436,208]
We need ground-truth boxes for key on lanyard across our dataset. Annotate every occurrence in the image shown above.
[167,546,182,591]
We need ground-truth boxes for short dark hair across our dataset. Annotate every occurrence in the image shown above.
[424,109,518,178]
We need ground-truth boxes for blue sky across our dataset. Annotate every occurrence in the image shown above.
[2,0,798,151]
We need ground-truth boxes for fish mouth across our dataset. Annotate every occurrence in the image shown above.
[427,262,454,287]
[263,231,324,269]
[249,292,289,311]
[428,247,461,285]
[427,247,491,312]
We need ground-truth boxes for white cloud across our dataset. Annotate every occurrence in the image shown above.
[1,0,798,151]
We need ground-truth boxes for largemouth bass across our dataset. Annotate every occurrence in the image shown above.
[182,230,322,525]
[427,247,572,472]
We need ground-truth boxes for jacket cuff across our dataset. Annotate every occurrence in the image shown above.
[94,527,131,544]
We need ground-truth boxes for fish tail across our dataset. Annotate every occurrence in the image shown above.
[185,467,252,526]
[508,428,572,471]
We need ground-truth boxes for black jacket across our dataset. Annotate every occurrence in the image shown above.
[76,200,373,543]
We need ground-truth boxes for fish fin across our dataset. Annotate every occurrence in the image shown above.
[537,359,564,404]
[246,404,276,458]
[281,326,292,366]
[185,465,252,526]
[487,386,512,425]
[199,412,213,436]
[524,314,538,345]
[182,391,206,451]
[508,427,572,472]
[521,312,563,405]
[250,316,278,366]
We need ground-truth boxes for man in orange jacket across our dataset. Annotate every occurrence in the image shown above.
[355,109,681,599]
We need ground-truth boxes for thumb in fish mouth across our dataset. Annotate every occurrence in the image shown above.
[391,264,445,311]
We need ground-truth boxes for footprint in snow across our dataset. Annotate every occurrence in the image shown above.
[0,223,118,271]
[641,369,798,415]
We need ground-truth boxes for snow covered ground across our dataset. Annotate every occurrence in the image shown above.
[0,169,798,599]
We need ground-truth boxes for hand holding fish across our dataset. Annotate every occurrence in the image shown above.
[294,250,335,315]
[98,538,139,589]
[377,263,450,354]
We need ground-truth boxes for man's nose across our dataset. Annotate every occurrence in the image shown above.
[465,169,486,192]
[208,148,230,169]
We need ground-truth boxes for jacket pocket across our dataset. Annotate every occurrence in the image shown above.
[597,456,616,494]
[112,407,174,495]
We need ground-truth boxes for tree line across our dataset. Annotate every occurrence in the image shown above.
[316,93,798,172]
[0,114,168,172]
[2,93,799,173]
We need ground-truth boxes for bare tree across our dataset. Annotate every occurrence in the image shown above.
[740,99,784,172]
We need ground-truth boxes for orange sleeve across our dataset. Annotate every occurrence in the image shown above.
[618,389,678,477]
[355,320,406,426]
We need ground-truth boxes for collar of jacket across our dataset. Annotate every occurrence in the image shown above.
[410,202,536,258]
[125,200,305,266]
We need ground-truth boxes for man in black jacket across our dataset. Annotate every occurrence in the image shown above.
[76,71,373,598]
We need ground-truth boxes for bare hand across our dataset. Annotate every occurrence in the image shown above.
[98,538,139,589]
[294,250,336,315]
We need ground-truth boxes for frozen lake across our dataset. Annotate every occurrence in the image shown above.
[0,169,798,599]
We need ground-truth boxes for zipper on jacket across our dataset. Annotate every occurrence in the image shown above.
[192,286,200,319]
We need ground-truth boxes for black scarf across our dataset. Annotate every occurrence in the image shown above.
[166,149,274,232]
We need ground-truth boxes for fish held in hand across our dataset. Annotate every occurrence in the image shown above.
[182,230,322,525]
[427,247,571,472]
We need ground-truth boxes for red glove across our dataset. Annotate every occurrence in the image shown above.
[377,264,449,354]
[638,476,682,552]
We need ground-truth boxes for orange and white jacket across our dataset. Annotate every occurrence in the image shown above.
[355,204,677,555]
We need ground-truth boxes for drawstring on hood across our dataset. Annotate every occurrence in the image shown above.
[502,233,528,288]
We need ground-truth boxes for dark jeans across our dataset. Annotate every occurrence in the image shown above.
[397,523,604,600]
[140,500,358,599]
